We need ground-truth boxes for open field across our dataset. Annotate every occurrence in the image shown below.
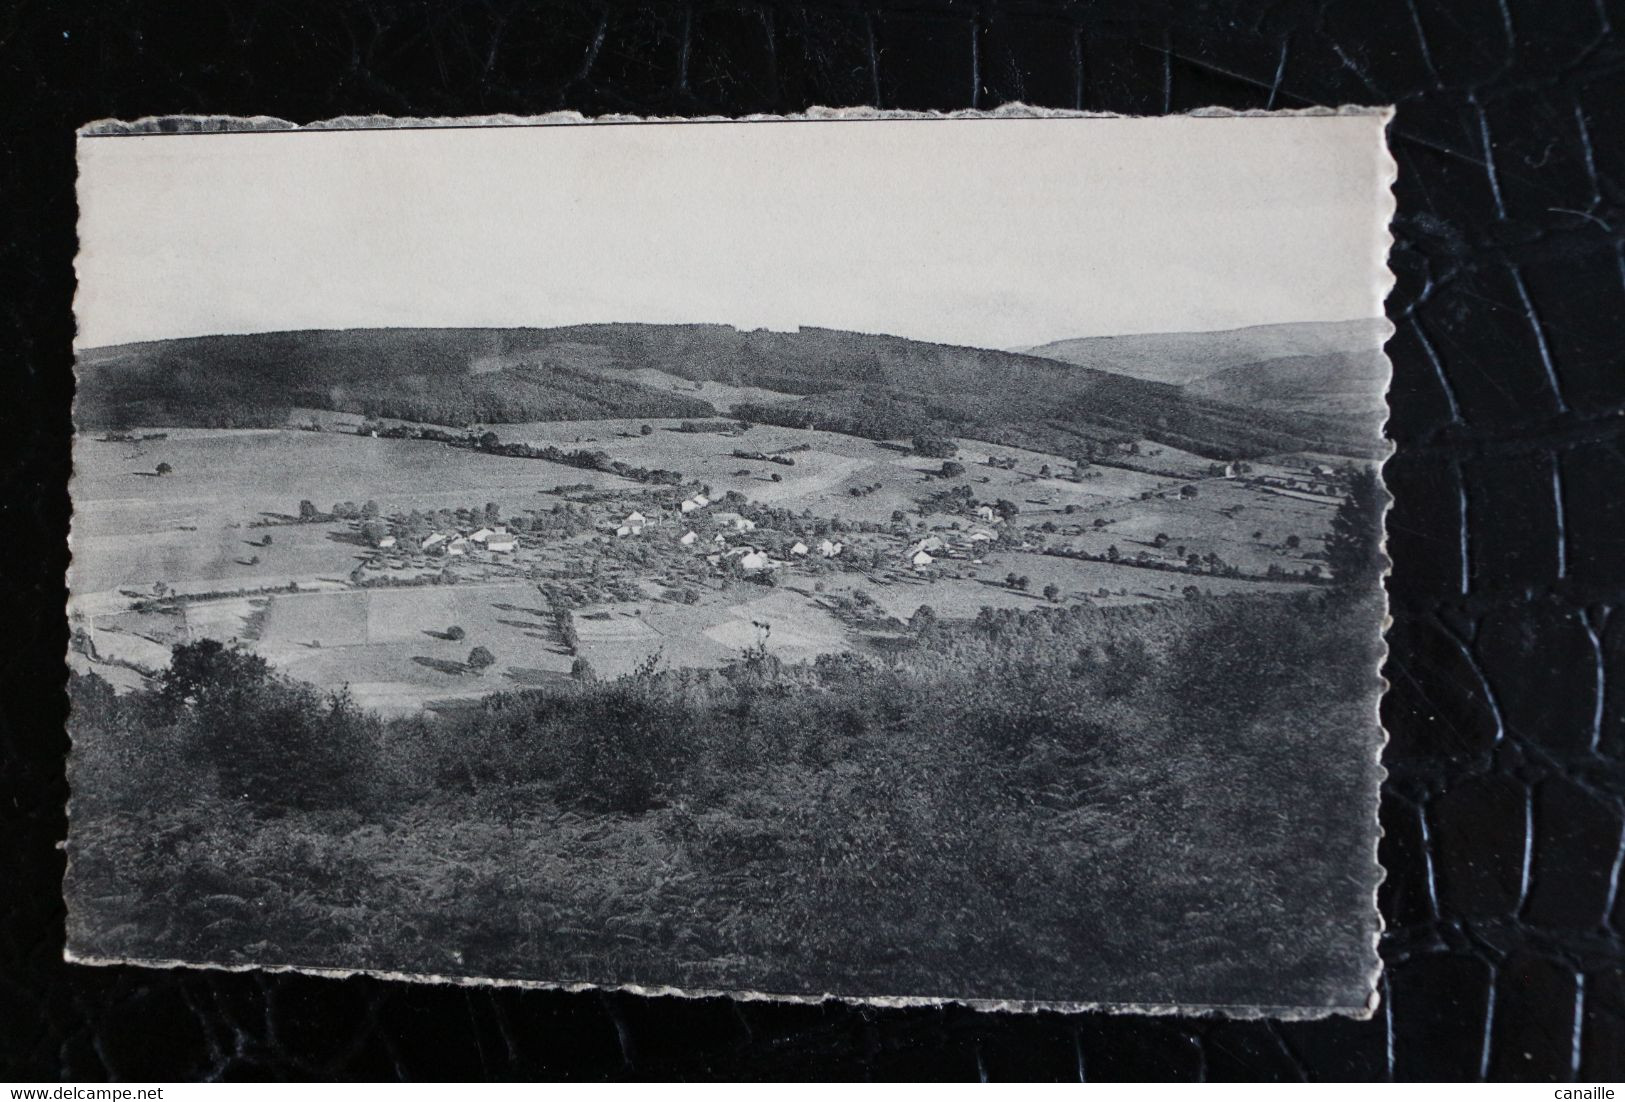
[71,428,633,537]
[1062,479,1337,576]
[617,367,801,410]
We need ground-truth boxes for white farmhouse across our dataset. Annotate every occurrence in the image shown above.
[469,527,496,544]
[713,512,756,532]
[911,550,935,568]
[680,530,699,546]
[420,532,447,550]
[790,541,808,556]
[446,538,469,557]
[975,505,997,521]
[487,537,517,553]
[375,535,397,550]
[818,539,843,558]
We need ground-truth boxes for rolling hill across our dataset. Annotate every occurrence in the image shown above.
[75,323,1388,459]
[1022,319,1390,419]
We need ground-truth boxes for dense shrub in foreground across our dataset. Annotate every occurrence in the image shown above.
[67,589,1383,1009]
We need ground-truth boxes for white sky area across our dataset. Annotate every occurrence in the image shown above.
[75,114,1392,351]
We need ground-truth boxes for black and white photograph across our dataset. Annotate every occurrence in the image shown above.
[65,111,1394,1017]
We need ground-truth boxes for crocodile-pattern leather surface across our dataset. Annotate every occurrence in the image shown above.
[2,0,1621,1081]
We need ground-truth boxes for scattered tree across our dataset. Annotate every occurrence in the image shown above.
[1284,534,1302,550]
[571,657,597,681]
[467,645,495,672]
[1042,583,1060,602]
[1325,467,1385,591]
[640,424,654,436]
[299,500,319,520]
[911,435,958,459]
[157,638,269,714]
[446,625,466,641]
[154,461,173,476]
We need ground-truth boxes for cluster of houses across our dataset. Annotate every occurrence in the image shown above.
[904,527,998,569]
[603,496,848,577]
[699,536,844,575]
[1255,473,1341,498]
[600,489,1008,579]
[405,526,519,557]
[610,495,724,538]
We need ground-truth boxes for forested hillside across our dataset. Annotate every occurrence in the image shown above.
[76,323,1386,457]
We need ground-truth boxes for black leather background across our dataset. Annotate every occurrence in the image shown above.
[3,0,1622,1082]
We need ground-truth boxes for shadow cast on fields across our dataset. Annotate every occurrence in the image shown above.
[492,603,549,618]
[502,667,570,687]
[412,656,468,676]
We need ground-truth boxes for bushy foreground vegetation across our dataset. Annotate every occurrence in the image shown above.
[67,590,1383,1009]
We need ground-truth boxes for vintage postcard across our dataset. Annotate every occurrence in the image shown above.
[66,109,1394,1016]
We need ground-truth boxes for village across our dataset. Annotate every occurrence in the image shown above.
[68,414,1360,714]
